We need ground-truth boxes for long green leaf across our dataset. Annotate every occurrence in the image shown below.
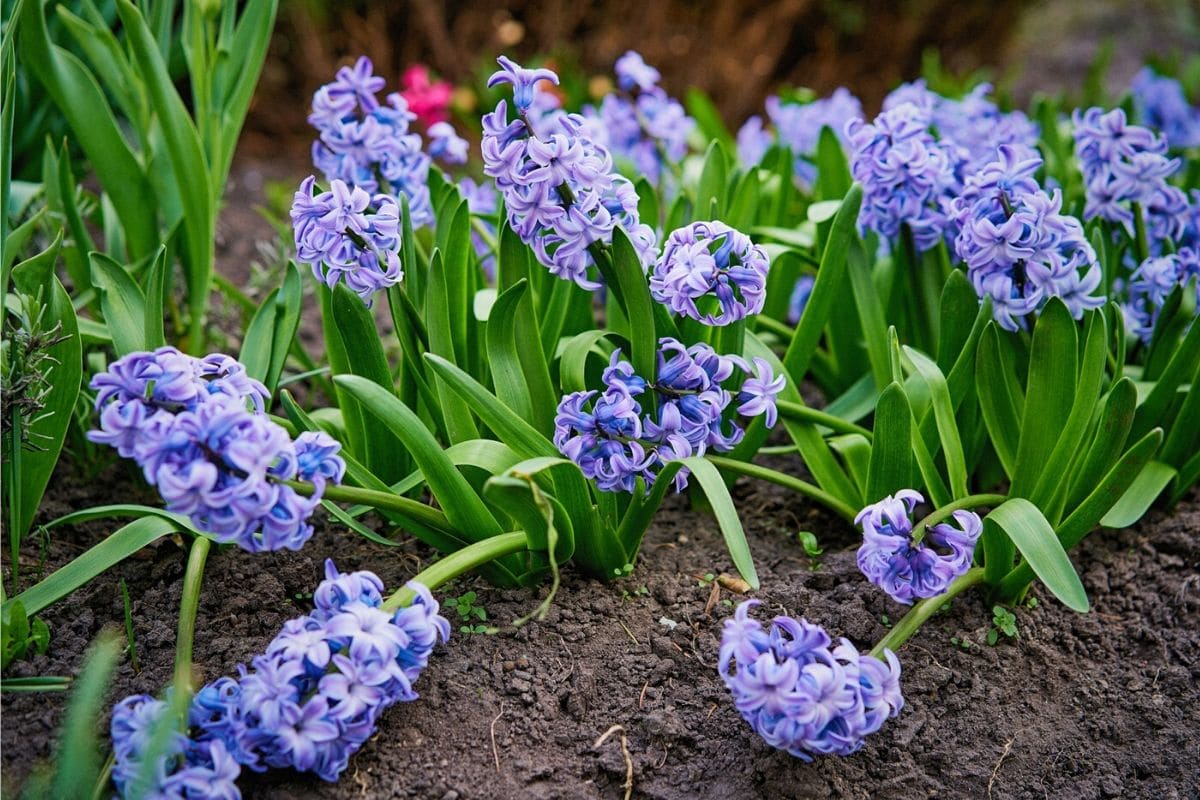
[9,516,180,616]
[1012,300,1078,496]
[986,499,1089,612]
[426,250,479,443]
[976,324,1021,477]
[47,631,123,799]
[681,457,759,589]
[903,347,968,499]
[334,375,502,540]
[486,280,535,420]
[89,252,147,357]
[609,226,658,382]
[1131,316,1200,443]
[1099,460,1176,527]
[1065,378,1136,510]
[866,382,912,503]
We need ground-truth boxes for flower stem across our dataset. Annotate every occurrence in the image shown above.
[706,455,858,521]
[776,400,873,439]
[909,493,1007,546]
[381,531,529,612]
[174,536,211,704]
[284,479,451,533]
[1131,202,1150,264]
[869,567,985,660]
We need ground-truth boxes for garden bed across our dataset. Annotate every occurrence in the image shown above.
[4,461,1197,799]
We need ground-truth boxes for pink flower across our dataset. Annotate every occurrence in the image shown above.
[400,64,452,127]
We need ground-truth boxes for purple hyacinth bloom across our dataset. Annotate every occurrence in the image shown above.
[307,57,433,227]
[89,350,345,553]
[1121,251,1200,342]
[488,55,559,111]
[846,102,958,252]
[426,121,469,165]
[111,692,243,799]
[855,490,983,604]
[482,57,658,289]
[765,88,863,186]
[736,115,772,167]
[651,221,770,325]
[163,566,449,785]
[1131,67,1200,149]
[614,51,661,92]
[291,176,404,303]
[555,339,781,494]
[950,145,1105,329]
[719,600,903,761]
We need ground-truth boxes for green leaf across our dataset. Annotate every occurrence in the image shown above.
[8,516,181,617]
[334,375,502,541]
[89,252,147,356]
[17,0,158,258]
[608,226,658,382]
[1099,460,1176,527]
[143,246,168,350]
[783,184,863,381]
[936,270,979,372]
[426,249,479,443]
[47,631,122,799]
[116,0,215,345]
[695,140,728,219]
[486,280,535,420]
[680,457,759,589]
[685,88,734,151]
[814,126,851,201]
[1131,316,1199,444]
[846,239,890,390]
[903,347,968,499]
[866,382,913,502]
[985,499,1089,612]
[41,139,95,296]
[1065,378,1136,510]
[1012,299,1077,497]
[976,324,1022,478]
[484,467,574,565]
[726,169,760,230]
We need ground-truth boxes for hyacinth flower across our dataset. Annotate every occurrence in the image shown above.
[855,490,983,604]
[481,55,658,289]
[718,601,903,761]
[554,338,783,493]
[949,144,1105,330]
[1131,67,1200,149]
[108,557,477,796]
[1121,250,1200,342]
[650,221,771,326]
[88,348,345,552]
[737,88,863,186]
[291,176,404,303]
[307,56,434,227]
[580,50,694,187]
[1073,106,1189,255]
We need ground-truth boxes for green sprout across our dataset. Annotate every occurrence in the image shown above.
[987,605,1019,646]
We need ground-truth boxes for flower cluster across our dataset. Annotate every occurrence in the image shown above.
[554,339,783,493]
[650,221,770,325]
[1131,67,1200,149]
[719,600,903,761]
[399,64,453,129]
[580,51,694,186]
[884,80,1039,183]
[737,89,864,186]
[291,176,404,302]
[855,490,982,604]
[1073,106,1189,245]
[482,56,657,289]
[845,102,959,251]
[88,348,345,552]
[308,56,434,227]
[1122,250,1200,342]
[950,145,1104,329]
[110,563,450,796]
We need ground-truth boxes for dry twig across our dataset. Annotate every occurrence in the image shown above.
[490,703,506,773]
[987,735,1016,798]
[593,724,634,800]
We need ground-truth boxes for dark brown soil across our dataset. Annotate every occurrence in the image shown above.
[4,451,1198,799]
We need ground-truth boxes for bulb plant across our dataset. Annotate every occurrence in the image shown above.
[1,2,1198,791]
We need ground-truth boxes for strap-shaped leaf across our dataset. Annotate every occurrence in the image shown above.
[558,330,618,395]
[334,375,503,541]
[426,249,480,443]
[814,126,851,201]
[866,382,913,503]
[685,88,734,151]
[985,498,1089,613]
[1065,378,1136,510]
[89,252,146,357]
[847,238,890,390]
[1132,316,1199,443]
[680,456,759,590]
[726,169,761,230]
[695,139,728,219]
[8,516,181,617]
[976,324,1021,478]
[903,347,968,499]
[486,280,535,421]
[1012,299,1077,497]
[609,226,658,382]
[1099,460,1176,528]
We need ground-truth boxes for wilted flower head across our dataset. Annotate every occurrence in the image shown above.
[1131,67,1200,149]
[291,176,404,303]
[555,339,782,493]
[89,349,344,552]
[950,145,1104,329]
[855,490,983,604]
[650,221,770,325]
[482,57,657,288]
[719,600,903,761]
[308,56,433,227]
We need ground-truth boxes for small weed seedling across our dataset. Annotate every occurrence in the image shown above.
[987,606,1019,646]
[445,591,489,634]
[797,531,823,570]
